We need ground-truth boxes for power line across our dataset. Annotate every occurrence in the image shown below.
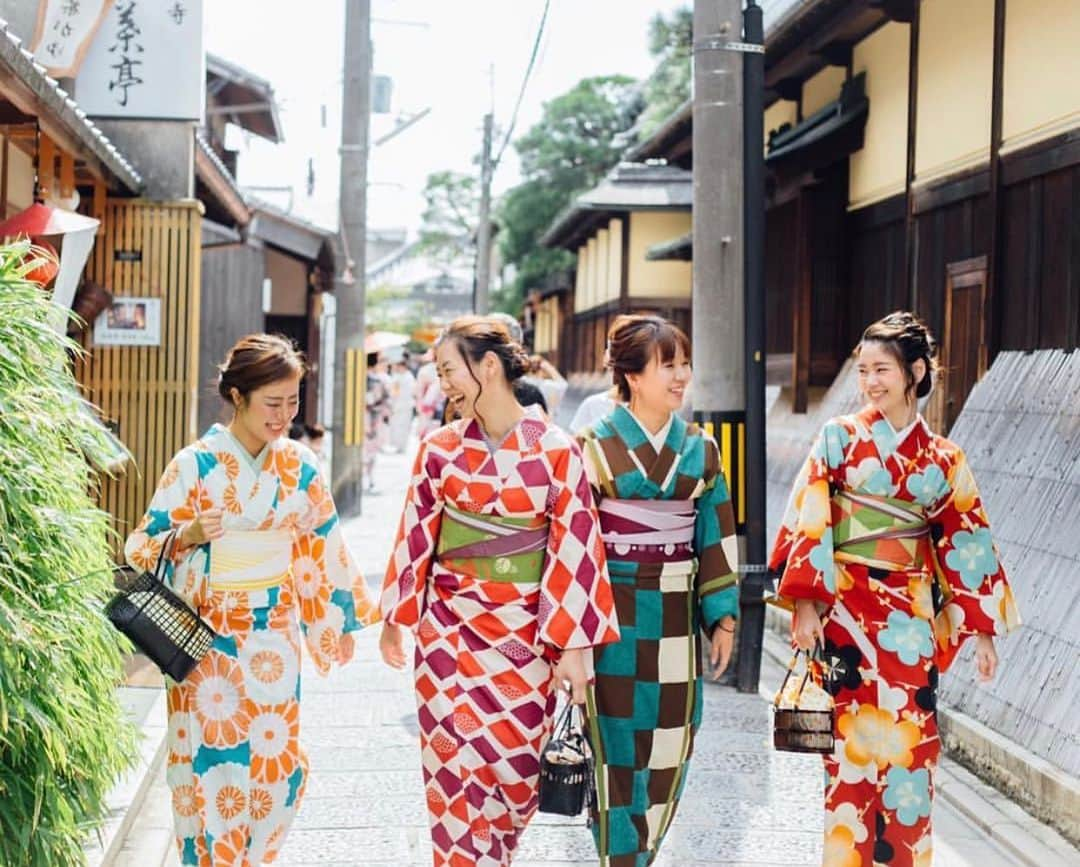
[491,0,552,171]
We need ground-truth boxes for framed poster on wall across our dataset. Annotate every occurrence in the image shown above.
[94,296,162,346]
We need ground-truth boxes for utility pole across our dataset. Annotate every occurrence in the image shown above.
[741,0,767,695]
[692,1,751,687]
[474,112,494,314]
[331,0,372,515]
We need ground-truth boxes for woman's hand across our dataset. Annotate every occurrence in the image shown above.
[709,617,736,680]
[179,508,224,548]
[793,599,825,652]
[552,648,590,705]
[380,623,408,670]
[974,634,998,682]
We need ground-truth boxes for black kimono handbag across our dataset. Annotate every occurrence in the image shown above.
[106,532,216,682]
[538,701,595,816]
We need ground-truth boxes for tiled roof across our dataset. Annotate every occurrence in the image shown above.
[0,18,142,192]
[540,163,692,249]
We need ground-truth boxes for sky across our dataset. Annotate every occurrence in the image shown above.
[205,0,687,239]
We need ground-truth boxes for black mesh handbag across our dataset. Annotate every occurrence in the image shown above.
[538,701,595,816]
[106,533,216,682]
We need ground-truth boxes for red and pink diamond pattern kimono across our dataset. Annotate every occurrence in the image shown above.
[382,409,619,867]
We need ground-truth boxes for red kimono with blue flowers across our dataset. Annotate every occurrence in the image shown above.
[769,406,1019,867]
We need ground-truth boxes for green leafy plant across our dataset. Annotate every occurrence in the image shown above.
[0,240,135,865]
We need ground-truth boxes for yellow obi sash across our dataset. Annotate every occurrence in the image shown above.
[831,491,931,573]
[436,506,549,584]
[209,529,293,591]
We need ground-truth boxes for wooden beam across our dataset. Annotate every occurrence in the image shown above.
[793,189,813,414]
[0,102,34,124]
[92,180,106,235]
[869,0,917,23]
[619,214,630,310]
[38,132,55,202]
[986,0,1007,359]
[59,151,75,199]
[903,3,920,308]
[0,135,8,220]
[814,40,853,68]
[1002,129,1080,186]
[766,4,885,92]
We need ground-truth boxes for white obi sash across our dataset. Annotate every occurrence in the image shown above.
[209,529,293,591]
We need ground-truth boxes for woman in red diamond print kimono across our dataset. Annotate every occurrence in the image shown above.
[125,334,379,867]
[380,316,619,867]
[769,312,1020,867]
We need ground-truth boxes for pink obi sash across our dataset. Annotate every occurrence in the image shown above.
[598,498,695,563]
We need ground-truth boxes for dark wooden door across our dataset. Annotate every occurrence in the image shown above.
[932,256,988,433]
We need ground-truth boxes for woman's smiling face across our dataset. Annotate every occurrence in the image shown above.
[435,339,482,420]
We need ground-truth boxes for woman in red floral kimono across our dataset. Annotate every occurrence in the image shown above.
[380,316,619,867]
[769,312,1020,867]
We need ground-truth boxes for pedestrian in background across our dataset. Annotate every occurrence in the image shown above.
[124,333,378,866]
[364,353,392,492]
[303,421,329,473]
[522,354,569,417]
[414,348,444,439]
[576,314,739,866]
[379,315,619,867]
[387,357,417,453]
[769,311,1020,867]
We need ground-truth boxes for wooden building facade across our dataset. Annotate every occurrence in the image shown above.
[766,0,1080,425]
[195,62,337,438]
[632,0,1080,432]
[538,163,693,375]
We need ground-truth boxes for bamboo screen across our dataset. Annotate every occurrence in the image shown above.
[75,199,202,554]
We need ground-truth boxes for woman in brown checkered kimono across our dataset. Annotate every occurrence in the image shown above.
[576,315,740,866]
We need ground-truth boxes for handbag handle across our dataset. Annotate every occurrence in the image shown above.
[774,641,838,709]
[552,699,579,740]
[151,530,180,585]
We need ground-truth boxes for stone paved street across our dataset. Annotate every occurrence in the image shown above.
[115,439,1071,867]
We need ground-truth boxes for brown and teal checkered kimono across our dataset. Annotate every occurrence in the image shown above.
[577,405,739,867]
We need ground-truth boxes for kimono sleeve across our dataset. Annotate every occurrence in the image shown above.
[381,437,444,629]
[124,449,207,603]
[768,422,848,608]
[928,448,1020,670]
[694,438,739,630]
[296,460,381,675]
[538,441,619,651]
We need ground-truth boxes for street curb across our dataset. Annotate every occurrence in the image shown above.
[759,629,1079,866]
[938,704,1080,846]
[84,688,169,867]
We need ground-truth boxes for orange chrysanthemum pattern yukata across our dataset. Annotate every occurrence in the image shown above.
[125,424,379,866]
[382,408,619,867]
[769,406,1019,867]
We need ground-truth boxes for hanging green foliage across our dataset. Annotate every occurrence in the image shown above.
[0,240,135,866]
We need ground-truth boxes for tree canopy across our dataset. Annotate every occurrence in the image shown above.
[494,74,642,312]
[638,7,693,137]
[417,170,479,268]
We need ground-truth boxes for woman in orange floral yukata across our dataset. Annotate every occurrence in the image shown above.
[125,334,379,866]
[769,312,1020,867]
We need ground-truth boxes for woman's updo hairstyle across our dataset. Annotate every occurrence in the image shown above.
[436,315,531,383]
[858,311,939,399]
[217,333,306,406]
[605,314,691,402]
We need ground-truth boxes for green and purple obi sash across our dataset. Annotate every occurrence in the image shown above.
[831,491,931,573]
[436,505,550,583]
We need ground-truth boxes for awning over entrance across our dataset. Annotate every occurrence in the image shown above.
[646,232,692,262]
[766,72,869,175]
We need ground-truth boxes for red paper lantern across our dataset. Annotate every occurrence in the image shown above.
[23,241,60,287]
